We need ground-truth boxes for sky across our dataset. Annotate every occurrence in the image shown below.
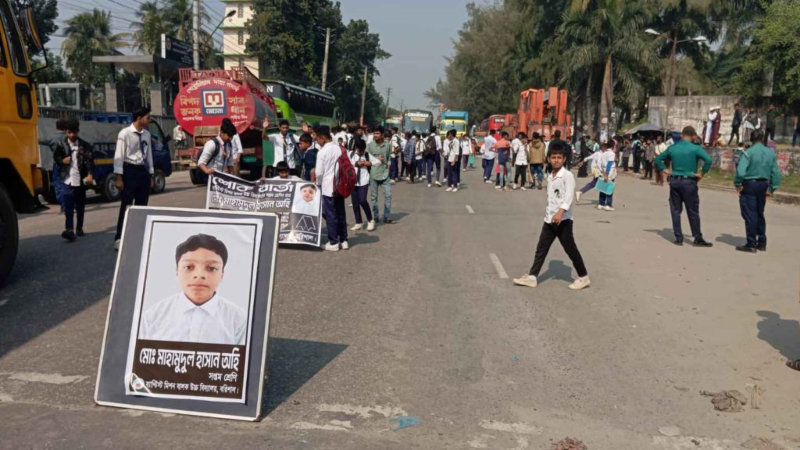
[49,0,472,113]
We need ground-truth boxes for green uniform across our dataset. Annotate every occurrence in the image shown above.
[654,140,712,177]
[734,143,781,193]
[366,140,391,181]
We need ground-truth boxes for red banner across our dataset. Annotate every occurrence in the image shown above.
[174,77,258,136]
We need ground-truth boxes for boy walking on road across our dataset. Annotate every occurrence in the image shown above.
[513,142,591,291]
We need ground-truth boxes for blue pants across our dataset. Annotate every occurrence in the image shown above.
[529,164,544,186]
[496,162,509,187]
[115,165,151,240]
[447,160,461,187]
[462,155,469,170]
[352,185,372,224]
[426,154,440,183]
[443,153,450,181]
[599,192,613,207]
[322,194,347,245]
[580,178,598,194]
[482,159,494,180]
[62,184,86,231]
[739,179,768,248]
[370,177,392,220]
[52,164,65,212]
[390,156,399,180]
[793,129,800,147]
[669,178,702,241]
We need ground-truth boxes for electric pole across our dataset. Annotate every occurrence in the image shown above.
[399,100,404,114]
[321,28,331,91]
[359,66,368,126]
[384,87,392,119]
[192,0,200,70]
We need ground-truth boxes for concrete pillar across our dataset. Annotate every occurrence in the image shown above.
[104,82,118,112]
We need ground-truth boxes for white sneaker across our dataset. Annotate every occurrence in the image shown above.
[367,220,376,231]
[604,206,614,212]
[495,186,502,190]
[114,239,121,251]
[435,181,442,187]
[485,180,492,184]
[569,276,591,290]
[390,179,396,184]
[521,187,527,191]
[453,188,458,192]
[340,241,349,250]
[428,184,432,188]
[513,274,538,288]
[445,187,453,192]
[350,223,363,231]
[325,242,340,252]
[576,191,582,203]
[597,204,604,210]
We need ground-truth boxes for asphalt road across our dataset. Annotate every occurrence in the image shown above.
[1,168,800,449]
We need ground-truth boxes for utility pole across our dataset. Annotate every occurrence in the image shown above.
[399,100,404,114]
[321,28,331,91]
[192,0,200,70]
[384,87,392,119]
[359,66,367,126]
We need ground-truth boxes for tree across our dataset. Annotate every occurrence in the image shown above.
[31,50,68,84]
[13,0,58,47]
[61,9,128,108]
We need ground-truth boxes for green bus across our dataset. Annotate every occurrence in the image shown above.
[262,80,341,128]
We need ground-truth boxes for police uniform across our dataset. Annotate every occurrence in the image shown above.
[734,143,781,251]
[654,138,713,245]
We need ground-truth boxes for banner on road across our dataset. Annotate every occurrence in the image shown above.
[95,207,279,421]
[206,172,322,247]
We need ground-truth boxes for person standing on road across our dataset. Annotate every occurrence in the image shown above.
[270,120,301,177]
[49,119,67,212]
[314,126,348,251]
[52,119,94,242]
[643,138,655,180]
[403,131,416,183]
[527,132,546,190]
[198,120,236,178]
[367,126,393,224]
[654,126,714,247]
[512,132,529,190]
[575,143,605,204]
[597,142,618,211]
[764,104,782,144]
[461,132,472,172]
[113,107,154,251]
[729,103,743,146]
[654,135,667,186]
[733,130,781,253]
[389,127,402,184]
[482,130,497,183]
[349,139,381,232]
[444,130,461,192]
[495,131,511,190]
[513,142,591,291]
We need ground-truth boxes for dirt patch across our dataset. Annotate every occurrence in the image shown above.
[700,390,747,412]
[551,437,588,450]
[741,437,785,450]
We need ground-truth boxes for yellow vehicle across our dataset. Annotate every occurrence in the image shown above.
[0,2,45,286]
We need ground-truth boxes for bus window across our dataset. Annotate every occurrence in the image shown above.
[15,83,32,118]
[0,1,29,76]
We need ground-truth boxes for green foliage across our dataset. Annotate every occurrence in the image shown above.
[130,0,215,66]
[12,0,58,47]
[31,50,69,84]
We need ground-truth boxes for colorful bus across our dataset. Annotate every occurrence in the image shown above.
[476,114,507,136]
[262,80,340,128]
[385,115,402,130]
[402,109,433,134]
[439,110,469,138]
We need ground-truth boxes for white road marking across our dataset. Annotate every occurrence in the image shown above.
[652,436,743,449]
[466,205,475,214]
[479,419,543,435]
[468,434,496,448]
[0,393,13,403]
[290,421,351,432]
[2,372,89,385]
[489,254,509,279]
[0,298,8,308]
[316,403,407,419]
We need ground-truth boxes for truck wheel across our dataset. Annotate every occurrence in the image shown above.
[102,174,121,202]
[189,168,205,185]
[0,184,19,288]
[152,170,166,194]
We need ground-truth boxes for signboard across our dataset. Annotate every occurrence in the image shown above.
[174,78,259,136]
[95,207,279,420]
[207,172,323,247]
[161,34,193,67]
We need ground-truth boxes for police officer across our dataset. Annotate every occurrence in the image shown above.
[654,126,714,247]
[733,129,781,253]
[113,107,154,251]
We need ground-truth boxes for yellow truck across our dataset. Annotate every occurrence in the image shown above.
[0,2,45,286]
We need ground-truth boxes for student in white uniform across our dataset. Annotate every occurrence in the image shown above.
[349,139,382,231]
[269,120,300,176]
[512,132,529,190]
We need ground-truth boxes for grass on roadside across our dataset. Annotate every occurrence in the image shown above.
[700,168,800,195]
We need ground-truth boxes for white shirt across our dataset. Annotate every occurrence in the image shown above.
[349,150,382,186]
[460,138,472,156]
[269,175,301,181]
[139,293,247,345]
[434,135,443,152]
[198,137,234,173]
[173,126,186,141]
[415,139,425,160]
[114,124,154,175]
[601,149,617,180]
[512,139,528,165]
[333,131,348,145]
[482,135,497,159]
[315,141,340,197]
[544,167,575,224]
[390,134,402,157]
[65,140,81,186]
[231,134,243,159]
[444,138,460,163]
[270,132,299,168]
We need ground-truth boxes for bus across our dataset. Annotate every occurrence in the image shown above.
[0,2,45,286]
[385,115,402,130]
[36,83,91,110]
[402,109,433,134]
[262,80,340,128]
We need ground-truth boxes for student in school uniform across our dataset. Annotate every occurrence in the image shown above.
[269,161,301,180]
[403,132,416,183]
[597,141,618,211]
[198,120,236,178]
[52,118,94,241]
[512,132,529,190]
[513,141,591,291]
[495,132,512,190]
[349,139,381,231]
[416,132,427,182]
[314,125,349,251]
[443,129,461,192]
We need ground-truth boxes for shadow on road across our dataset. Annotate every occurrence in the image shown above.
[715,233,743,248]
[644,228,675,242]
[388,212,410,222]
[538,260,574,282]
[263,337,348,416]
[351,234,380,247]
[756,311,800,360]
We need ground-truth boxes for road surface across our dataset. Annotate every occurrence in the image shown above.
[1,169,799,449]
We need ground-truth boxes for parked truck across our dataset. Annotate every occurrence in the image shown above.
[439,110,469,138]
[174,68,279,184]
[518,87,572,140]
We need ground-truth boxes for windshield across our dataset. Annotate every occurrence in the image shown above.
[440,120,466,132]
[403,116,432,133]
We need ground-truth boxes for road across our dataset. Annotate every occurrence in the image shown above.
[1,168,799,449]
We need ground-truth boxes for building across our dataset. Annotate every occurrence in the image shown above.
[221,0,261,76]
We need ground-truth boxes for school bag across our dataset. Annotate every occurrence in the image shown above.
[335,147,357,198]
[194,137,220,165]
[424,135,437,156]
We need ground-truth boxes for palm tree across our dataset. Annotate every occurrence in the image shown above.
[560,0,657,133]
[130,1,166,55]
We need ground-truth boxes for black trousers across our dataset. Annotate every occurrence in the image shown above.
[352,184,372,224]
[115,165,151,240]
[669,178,703,241]
[514,165,527,186]
[528,220,588,278]
[739,179,768,248]
[633,153,641,173]
[643,160,653,179]
[728,126,740,146]
[62,184,86,231]
[765,127,775,143]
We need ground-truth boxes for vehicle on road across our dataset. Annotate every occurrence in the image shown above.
[438,110,469,139]
[476,114,507,137]
[0,1,45,286]
[518,87,572,140]
[36,83,90,110]
[402,109,434,134]
[263,79,340,128]
[385,114,402,130]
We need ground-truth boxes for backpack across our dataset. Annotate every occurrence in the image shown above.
[424,135,437,156]
[335,148,357,198]
[195,137,220,165]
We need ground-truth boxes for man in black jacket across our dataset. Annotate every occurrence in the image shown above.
[51,118,94,241]
[728,103,743,146]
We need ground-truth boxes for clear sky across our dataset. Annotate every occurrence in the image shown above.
[50,0,471,112]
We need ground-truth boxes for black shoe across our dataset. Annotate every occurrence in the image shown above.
[674,240,683,246]
[757,245,766,252]
[76,228,85,237]
[736,245,757,253]
[693,239,713,248]
[62,229,77,242]
[383,218,394,224]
